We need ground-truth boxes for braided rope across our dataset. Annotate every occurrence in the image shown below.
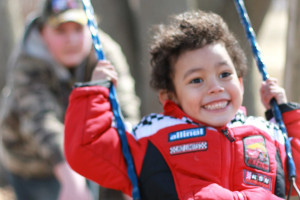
[234,0,297,188]
[81,0,141,199]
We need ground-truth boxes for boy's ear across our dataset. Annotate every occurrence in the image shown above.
[159,90,176,105]
[239,77,244,95]
[159,90,169,105]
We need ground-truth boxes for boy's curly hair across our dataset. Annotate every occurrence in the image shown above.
[150,10,247,92]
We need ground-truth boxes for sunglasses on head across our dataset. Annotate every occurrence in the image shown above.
[51,0,81,13]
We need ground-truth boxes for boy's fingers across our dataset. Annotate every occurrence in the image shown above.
[266,77,278,83]
[260,81,287,108]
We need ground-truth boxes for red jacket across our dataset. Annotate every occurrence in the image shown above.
[64,85,300,199]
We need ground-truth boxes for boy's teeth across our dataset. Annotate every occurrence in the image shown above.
[204,101,227,110]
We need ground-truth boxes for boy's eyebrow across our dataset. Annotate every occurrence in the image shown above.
[183,61,229,79]
[183,67,204,79]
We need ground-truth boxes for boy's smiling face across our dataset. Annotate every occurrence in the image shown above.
[167,43,244,127]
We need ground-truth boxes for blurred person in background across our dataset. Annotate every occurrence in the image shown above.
[0,0,140,199]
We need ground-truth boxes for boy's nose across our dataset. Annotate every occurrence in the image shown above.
[207,80,224,94]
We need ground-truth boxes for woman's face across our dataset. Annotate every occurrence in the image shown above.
[41,21,92,68]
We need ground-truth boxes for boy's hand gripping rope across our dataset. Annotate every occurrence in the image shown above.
[234,0,300,198]
[81,0,141,199]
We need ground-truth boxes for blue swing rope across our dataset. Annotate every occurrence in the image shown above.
[233,0,300,198]
[81,0,141,199]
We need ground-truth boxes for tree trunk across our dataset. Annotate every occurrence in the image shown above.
[135,0,191,115]
[0,0,22,186]
[0,0,22,92]
[285,0,300,103]
[92,0,138,79]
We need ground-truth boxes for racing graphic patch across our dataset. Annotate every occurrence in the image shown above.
[169,127,206,142]
[243,170,272,191]
[243,135,270,172]
[170,141,207,155]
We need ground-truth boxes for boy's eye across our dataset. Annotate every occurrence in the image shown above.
[190,78,203,84]
[220,72,232,78]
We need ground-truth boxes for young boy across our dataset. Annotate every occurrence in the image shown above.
[64,10,300,199]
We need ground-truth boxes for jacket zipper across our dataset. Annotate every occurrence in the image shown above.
[220,127,234,189]
[221,128,235,142]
